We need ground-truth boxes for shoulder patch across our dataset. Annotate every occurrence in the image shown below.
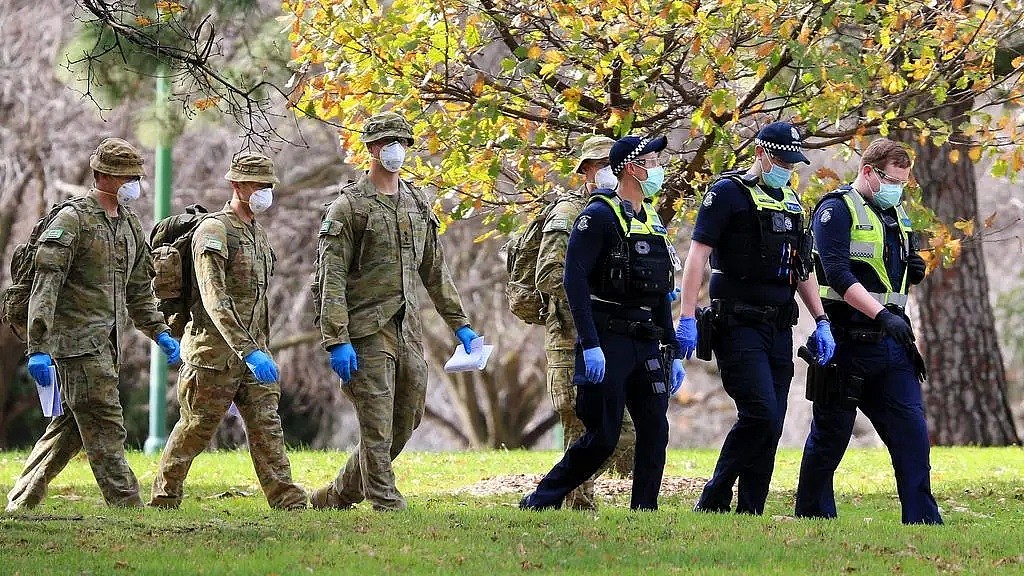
[576,215,591,231]
[819,208,832,224]
[204,239,224,252]
[319,219,344,236]
[42,228,65,240]
[702,191,716,207]
[542,216,570,233]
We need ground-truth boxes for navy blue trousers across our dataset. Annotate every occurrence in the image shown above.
[528,330,669,510]
[696,320,793,514]
[795,336,942,525]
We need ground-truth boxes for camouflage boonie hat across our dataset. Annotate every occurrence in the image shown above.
[360,112,414,146]
[573,135,615,173]
[224,152,279,185]
[89,138,145,177]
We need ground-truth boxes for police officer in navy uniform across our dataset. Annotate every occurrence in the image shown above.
[676,122,835,515]
[795,138,942,525]
[520,134,685,511]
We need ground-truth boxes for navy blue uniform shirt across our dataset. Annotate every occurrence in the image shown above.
[813,189,907,326]
[691,176,794,305]
[563,195,677,354]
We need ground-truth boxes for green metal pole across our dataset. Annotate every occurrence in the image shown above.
[144,68,173,455]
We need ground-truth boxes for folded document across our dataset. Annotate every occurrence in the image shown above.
[37,365,63,418]
[444,337,494,373]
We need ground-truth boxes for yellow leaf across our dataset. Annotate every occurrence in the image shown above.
[968,146,982,162]
[1013,56,1024,69]
[606,108,626,128]
[471,73,485,96]
[543,50,564,64]
[135,15,152,26]
[947,238,962,259]
[527,45,542,60]
[984,211,997,229]
[194,97,220,111]
[953,219,975,237]
[948,149,960,164]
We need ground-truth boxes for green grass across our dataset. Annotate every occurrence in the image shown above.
[0,448,1022,575]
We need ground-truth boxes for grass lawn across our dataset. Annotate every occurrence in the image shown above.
[0,448,1021,575]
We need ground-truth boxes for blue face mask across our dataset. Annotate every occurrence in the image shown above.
[873,183,904,210]
[761,157,792,189]
[639,166,665,198]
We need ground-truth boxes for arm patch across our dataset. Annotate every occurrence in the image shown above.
[542,216,571,233]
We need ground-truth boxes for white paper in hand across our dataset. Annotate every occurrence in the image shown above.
[37,366,63,418]
[444,336,494,373]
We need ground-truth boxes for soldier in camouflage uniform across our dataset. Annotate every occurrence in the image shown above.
[6,138,181,512]
[536,136,636,510]
[311,111,477,511]
[150,153,307,510]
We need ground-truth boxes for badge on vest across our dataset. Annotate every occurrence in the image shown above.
[635,240,651,255]
[652,224,667,234]
[785,202,802,212]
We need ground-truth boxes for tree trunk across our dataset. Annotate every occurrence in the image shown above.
[910,99,1021,446]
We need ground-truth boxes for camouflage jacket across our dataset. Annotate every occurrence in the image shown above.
[536,187,589,351]
[182,203,274,369]
[27,192,168,358]
[317,176,469,348]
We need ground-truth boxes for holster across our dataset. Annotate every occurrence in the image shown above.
[695,306,716,361]
[799,345,860,408]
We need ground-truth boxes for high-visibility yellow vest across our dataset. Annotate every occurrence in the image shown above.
[817,187,913,308]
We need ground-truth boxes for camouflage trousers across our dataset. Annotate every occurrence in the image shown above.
[6,345,142,511]
[150,359,307,510]
[319,317,426,511]
[546,347,636,509]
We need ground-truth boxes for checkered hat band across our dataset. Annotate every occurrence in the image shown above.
[755,138,803,153]
[614,136,651,173]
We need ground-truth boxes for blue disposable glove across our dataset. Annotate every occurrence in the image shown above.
[27,353,54,388]
[329,343,359,383]
[670,358,685,395]
[675,316,697,360]
[582,346,606,384]
[668,287,681,302]
[156,332,181,365]
[455,325,479,353]
[811,320,836,366]
[244,350,279,383]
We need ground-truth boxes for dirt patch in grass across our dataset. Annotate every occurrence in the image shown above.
[455,474,708,497]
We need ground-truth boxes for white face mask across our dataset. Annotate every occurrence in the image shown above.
[117,180,141,204]
[379,141,406,173]
[595,166,618,190]
[248,187,273,213]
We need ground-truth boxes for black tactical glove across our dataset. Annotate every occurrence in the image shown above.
[875,309,915,349]
[906,252,927,285]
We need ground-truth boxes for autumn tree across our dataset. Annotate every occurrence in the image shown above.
[283,0,1024,444]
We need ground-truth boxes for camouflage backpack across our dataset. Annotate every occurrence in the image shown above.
[150,204,211,338]
[504,202,560,325]
[0,198,86,342]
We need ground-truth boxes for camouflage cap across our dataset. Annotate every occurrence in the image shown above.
[224,152,279,185]
[360,112,414,145]
[573,135,615,173]
[89,138,145,177]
